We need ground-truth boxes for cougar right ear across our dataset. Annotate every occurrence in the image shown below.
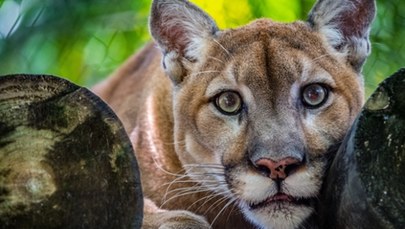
[308,0,376,72]
[149,0,219,84]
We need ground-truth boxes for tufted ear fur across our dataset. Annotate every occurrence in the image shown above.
[149,0,219,84]
[308,0,376,72]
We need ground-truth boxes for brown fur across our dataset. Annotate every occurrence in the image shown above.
[93,0,375,228]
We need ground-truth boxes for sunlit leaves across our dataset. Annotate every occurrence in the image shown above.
[192,0,253,28]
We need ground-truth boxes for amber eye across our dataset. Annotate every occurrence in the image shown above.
[302,84,329,108]
[214,91,243,115]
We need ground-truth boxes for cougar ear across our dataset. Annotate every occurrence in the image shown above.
[149,0,219,84]
[308,0,376,72]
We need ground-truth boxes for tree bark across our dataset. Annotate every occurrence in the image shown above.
[319,69,405,229]
[0,74,143,228]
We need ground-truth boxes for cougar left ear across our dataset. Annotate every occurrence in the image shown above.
[308,0,376,72]
[149,0,219,84]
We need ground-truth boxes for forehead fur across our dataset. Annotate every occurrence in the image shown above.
[217,19,328,57]
[211,19,343,72]
[196,19,345,91]
[201,18,359,86]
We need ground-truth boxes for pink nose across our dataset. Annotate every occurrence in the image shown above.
[255,157,302,180]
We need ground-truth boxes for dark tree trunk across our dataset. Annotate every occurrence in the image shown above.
[0,74,143,229]
[319,69,405,229]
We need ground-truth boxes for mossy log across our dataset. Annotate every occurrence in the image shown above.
[320,69,405,228]
[0,74,143,229]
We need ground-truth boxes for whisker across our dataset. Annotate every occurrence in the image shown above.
[187,194,213,211]
[153,162,222,180]
[160,187,218,208]
[163,176,196,201]
[207,56,225,64]
[165,182,228,198]
[212,38,233,59]
[195,189,231,213]
[226,199,239,223]
[188,172,225,177]
[195,195,219,212]
[311,53,332,64]
[183,165,224,172]
[210,198,237,227]
[164,184,208,197]
[183,163,223,168]
[203,193,230,215]
[189,70,221,77]
[162,170,226,198]
[162,179,220,186]
[161,171,204,200]
[162,181,227,205]
[151,155,186,177]
[183,167,224,171]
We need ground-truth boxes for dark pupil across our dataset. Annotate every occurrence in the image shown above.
[307,86,322,101]
[223,93,237,108]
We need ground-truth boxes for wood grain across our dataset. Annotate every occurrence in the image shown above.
[0,74,143,229]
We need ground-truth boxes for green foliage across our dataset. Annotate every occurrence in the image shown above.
[0,0,403,97]
[0,0,150,86]
[364,1,405,95]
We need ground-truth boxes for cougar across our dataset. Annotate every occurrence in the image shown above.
[93,0,375,228]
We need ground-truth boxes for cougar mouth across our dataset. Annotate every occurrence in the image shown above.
[249,193,312,210]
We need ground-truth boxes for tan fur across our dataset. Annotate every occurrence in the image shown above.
[93,0,375,228]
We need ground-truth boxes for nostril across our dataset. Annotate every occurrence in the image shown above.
[256,164,271,177]
[284,161,302,177]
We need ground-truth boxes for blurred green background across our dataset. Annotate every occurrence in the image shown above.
[0,0,403,97]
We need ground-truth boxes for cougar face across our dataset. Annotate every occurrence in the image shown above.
[172,18,365,228]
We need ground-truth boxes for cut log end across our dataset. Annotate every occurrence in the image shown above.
[0,74,143,228]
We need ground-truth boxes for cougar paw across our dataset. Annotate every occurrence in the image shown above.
[144,210,211,229]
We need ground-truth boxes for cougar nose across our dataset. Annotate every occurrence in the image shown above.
[254,157,302,180]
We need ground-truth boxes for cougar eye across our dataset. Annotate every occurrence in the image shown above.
[214,91,243,115]
[302,84,329,108]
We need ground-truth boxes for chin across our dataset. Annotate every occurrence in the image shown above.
[240,197,315,229]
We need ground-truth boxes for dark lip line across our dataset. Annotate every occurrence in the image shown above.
[248,193,314,210]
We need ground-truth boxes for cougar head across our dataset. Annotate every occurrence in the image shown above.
[150,0,375,228]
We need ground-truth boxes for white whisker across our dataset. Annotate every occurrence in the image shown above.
[164,184,205,197]
[162,179,219,187]
[195,189,230,213]
[188,173,225,178]
[212,38,233,59]
[226,199,239,222]
[163,177,196,201]
[187,192,219,211]
[207,55,225,64]
[165,182,227,198]
[183,163,224,168]
[189,70,221,77]
[160,187,218,208]
[210,198,237,227]
[311,53,332,64]
[151,154,186,177]
[203,193,229,215]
